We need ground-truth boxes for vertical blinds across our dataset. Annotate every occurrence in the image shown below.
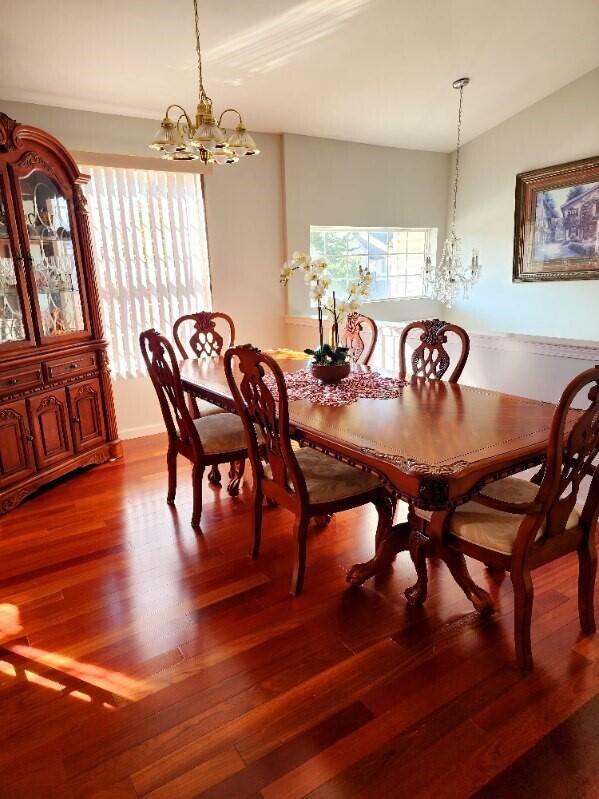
[81,165,212,378]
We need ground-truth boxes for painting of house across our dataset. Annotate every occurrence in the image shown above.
[532,180,599,265]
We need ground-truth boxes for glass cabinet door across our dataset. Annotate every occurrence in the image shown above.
[18,170,86,338]
[0,184,28,345]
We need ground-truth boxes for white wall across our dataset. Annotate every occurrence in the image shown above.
[0,100,286,437]
[282,133,449,344]
[448,67,599,341]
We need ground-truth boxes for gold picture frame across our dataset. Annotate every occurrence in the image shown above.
[513,156,599,282]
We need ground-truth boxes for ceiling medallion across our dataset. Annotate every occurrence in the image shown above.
[149,0,259,165]
[424,77,481,307]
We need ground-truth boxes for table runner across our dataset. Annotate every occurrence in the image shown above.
[264,368,407,407]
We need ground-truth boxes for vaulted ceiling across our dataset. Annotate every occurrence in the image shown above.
[2,0,599,151]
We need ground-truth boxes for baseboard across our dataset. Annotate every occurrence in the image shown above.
[120,422,165,440]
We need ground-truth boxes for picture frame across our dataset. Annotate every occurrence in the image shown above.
[513,155,599,282]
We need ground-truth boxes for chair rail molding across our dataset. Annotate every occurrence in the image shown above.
[285,315,599,362]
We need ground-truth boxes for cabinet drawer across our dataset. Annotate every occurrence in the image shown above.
[0,364,43,397]
[44,353,97,381]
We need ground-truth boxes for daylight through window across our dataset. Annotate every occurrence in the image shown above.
[81,165,211,378]
[310,226,437,302]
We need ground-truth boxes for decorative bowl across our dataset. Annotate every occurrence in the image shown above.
[310,361,351,384]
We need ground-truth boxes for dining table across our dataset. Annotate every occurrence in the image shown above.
[180,349,567,613]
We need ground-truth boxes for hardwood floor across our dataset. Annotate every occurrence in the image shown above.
[0,434,597,798]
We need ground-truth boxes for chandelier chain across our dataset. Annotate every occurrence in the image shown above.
[193,0,205,100]
[450,83,464,233]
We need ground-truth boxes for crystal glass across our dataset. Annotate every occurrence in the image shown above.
[0,189,26,343]
[19,171,85,336]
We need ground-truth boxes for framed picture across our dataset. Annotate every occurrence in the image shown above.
[513,155,599,282]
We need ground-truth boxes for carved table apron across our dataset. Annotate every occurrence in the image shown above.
[180,355,561,610]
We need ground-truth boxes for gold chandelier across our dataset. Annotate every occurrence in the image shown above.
[149,0,259,165]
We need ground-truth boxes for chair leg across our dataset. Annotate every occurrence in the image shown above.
[374,492,395,550]
[511,567,534,673]
[208,465,222,486]
[250,489,263,560]
[166,447,177,505]
[578,534,597,635]
[191,463,204,529]
[440,546,496,616]
[290,513,310,596]
[227,459,245,496]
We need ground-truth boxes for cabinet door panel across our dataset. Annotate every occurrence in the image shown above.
[67,379,105,451]
[11,165,90,343]
[0,400,36,488]
[28,388,73,469]
[0,170,35,351]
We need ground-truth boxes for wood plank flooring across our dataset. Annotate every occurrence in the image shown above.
[0,434,597,798]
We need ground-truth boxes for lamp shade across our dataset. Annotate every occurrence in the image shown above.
[149,118,187,153]
[227,124,260,156]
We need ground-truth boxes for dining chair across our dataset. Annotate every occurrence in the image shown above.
[339,312,378,365]
[399,318,470,382]
[398,318,471,537]
[418,365,599,672]
[224,344,395,595]
[140,328,248,528]
[173,311,236,485]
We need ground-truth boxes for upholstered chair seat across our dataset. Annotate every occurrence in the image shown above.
[265,447,381,505]
[448,476,580,555]
[195,399,225,418]
[414,476,580,553]
[193,413,262,456]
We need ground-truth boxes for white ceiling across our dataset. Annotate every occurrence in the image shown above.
[1,0,599,152]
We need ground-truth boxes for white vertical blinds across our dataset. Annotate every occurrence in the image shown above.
[81,165,212,378]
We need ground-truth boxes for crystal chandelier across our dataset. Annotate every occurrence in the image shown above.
[424,77,480,307]
[149,0,259,165]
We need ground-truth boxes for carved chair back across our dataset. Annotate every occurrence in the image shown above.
[519,366,599,550]
[173,312,235,359]
[140,329,203,457]
[399,318,470,382]
[224,345,309,508]
[339,313,378,365]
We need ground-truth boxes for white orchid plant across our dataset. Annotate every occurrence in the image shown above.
[280,251,373,365]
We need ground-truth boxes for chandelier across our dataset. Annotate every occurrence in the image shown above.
[424,77,480,307]
[149,0,259,165]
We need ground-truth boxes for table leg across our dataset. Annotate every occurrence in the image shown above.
[439,545,496,616]
[346,521,410,587]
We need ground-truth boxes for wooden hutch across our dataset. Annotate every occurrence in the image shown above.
[0,113,121,514]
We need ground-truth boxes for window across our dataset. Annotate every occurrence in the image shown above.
[310,226,437,302]
[82,165,211,378]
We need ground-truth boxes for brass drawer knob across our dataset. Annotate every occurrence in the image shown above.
[70,362,80,369]
[7,378,18,385]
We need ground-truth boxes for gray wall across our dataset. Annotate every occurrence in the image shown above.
[448,67,599,340]
[282,133,450,322]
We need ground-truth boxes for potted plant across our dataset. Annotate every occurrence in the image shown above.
[280,251,372,383]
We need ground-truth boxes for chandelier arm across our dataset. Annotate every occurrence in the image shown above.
[217,108,243,128]
[165,104,194,129]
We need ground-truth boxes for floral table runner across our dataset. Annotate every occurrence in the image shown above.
[264,368,407,407]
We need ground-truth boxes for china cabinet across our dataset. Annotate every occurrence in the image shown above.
[0,113,121,514]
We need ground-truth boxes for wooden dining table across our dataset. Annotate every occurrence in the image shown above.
[180,350,565,612]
